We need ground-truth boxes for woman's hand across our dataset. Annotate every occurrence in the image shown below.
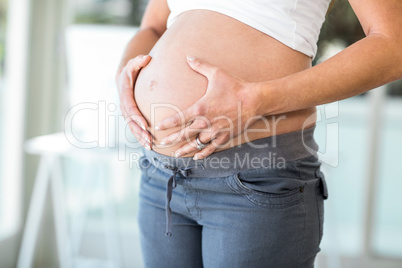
[155,56,263,159]
[116,55,153,150]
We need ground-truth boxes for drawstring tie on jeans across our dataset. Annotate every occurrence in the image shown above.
[164,164,201,237]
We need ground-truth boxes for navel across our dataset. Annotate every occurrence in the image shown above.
[148,80,158,91]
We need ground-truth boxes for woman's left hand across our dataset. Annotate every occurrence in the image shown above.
[155,56,263,160]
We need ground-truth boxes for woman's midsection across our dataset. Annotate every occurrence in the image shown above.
[134,10,316,156]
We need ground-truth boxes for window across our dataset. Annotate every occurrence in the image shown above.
[0,0,30,242]
[0,0,10,236]
[61,1,147,265]
[314,1,402,263]
[371,90,402,258]
[0,0,7,133]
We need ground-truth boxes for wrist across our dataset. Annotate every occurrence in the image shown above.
[250,80,279,117]
[115,66,126,84]
[238,82,259,119]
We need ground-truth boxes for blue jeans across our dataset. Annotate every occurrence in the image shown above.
[137,127,328,268]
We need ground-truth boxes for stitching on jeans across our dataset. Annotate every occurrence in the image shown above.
[184,188,192,216]
[297,192,307,268]
[195,189,202,220]
[244,194,304,209]
[234,173,305,199]
[226,175,305,209]
[184,186,202,221]
[237,178,304,199]
[294,158,302,180]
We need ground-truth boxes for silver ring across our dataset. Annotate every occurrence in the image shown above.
[195,136,209,150]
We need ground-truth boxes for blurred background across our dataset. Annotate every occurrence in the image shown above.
[0,0,401,267]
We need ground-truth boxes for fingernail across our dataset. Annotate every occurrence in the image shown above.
[133,118,147,131]
[193,155,198,160]
[175,152,180,158]
[142,55,148,59]
[145,137,151,143]
[187,55,196,62]
[155,126,160,131]
[145,144,151,150]
[160,140,166,145]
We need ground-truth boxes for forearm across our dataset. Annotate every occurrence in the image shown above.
[255,34,402,116]
[115,27,161,79]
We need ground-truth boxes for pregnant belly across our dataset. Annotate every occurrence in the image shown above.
[134,10,316,156]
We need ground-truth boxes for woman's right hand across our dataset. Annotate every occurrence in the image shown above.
[116,55,153,150]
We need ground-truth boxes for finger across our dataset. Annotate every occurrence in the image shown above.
[119,103,128,118]
[159,130,189,147]
[173,139,199,158]
[193,134,230,160]
[119,74,149,131]
[159,118,209,145]
[173,129,213,158]
[127,120,151,150]
[155,104,201,131]
[126,55,152,83]
[122,106,152,148]
[186,55,220,80]
[120,93,149,131]
[127,120,153,150]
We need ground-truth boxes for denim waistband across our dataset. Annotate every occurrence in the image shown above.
[140,126,319,237]
[142,125,318,178]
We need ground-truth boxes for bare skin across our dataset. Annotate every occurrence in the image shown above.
[116,0,402,160]
[133,10,316,157]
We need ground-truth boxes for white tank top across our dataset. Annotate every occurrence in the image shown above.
[166,0,331,58]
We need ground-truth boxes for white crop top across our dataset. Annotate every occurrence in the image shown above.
[166,0,331,58]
